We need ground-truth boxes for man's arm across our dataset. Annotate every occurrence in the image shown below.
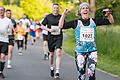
[41,16,52,32]
[40,25,52,32]
[8,20,14,35]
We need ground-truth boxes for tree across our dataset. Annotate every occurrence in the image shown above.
[3,0,10,5]
[20,0,52,20]
[89,0,95,18]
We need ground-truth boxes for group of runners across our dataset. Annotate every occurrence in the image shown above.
[0,2,114,80]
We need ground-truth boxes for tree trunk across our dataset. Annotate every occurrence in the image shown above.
[89,0,96,18]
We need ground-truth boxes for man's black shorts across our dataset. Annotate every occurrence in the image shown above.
[47,35,63,52]
[8,35,15,46]
[42,34,48,41]
[0,41,8,55]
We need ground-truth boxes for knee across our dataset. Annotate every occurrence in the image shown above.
[77,55,85,69]
[43,42,47,46]
[56,49,62,57]
[0,53,5,61]
[89,52,97,63]
[49,52,54,57]
[88,64,96,77]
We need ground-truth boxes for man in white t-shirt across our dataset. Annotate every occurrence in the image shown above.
[20,14,30,50]
[0,6,13,79]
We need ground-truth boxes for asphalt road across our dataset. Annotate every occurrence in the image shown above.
[3,39,120,80]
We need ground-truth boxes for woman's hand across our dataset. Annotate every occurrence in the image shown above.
[62,8,70,15]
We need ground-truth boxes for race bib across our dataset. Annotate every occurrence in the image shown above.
[0,33,5,36]
[80,28,94,42]
[42,30,48,35]
[51,26,60,35]
[17,34,24,40]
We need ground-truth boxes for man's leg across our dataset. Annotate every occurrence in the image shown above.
[0,42,8,78]
[0,53,6,78]
[49,52,54,77]
[7,45,14,69]
[55,48,62,78]
[48,35,55,77]
[24,32,28,50]
[43,41,48,60]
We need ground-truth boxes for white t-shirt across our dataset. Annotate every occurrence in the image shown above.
[40,18,48,35]
[20,18,30,32]
[0,17,13,43]
[30,25,36,30]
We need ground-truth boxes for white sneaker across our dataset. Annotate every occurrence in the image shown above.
[7,64,12,69]
[18,52,23,56]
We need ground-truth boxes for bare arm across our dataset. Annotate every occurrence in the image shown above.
[103,9,114,24]
[40,25,52,32]
[108,14,114,24]
[59,9,70,28]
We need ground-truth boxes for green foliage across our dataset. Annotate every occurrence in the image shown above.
[58,1,74,14]
[0,1,3,5]
[96,26,120,61]
[4,5,24,19]
[63,29,75,57]
[2,0,10,5]
[20,0,52,20]
[96,26,120,76]
[51,0,73,3]
[95,0,120,24]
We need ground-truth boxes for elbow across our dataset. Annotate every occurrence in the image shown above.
[58,22,64,29]
[110,20,114,24]
[59,25,63,29]
[58,22,63,29]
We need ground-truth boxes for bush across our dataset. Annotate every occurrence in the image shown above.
[4,5,24,19]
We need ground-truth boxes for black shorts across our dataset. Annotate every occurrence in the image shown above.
[42,34,48,41]
[8,35,15,46]
[0,41,8,55]
[47,35,63,52]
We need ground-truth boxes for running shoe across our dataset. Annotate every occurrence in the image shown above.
[44,54,48,60]
[50,69,54,77]
[7,64,12,69]
[18,52,23,56]
[54,73,60,78]
[0,73,5,78]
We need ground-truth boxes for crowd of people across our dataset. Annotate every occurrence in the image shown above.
[0,6,50,79]
[0,2,114,80]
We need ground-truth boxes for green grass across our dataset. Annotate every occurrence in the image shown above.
[63,25,120,76]
[63,29,75,57]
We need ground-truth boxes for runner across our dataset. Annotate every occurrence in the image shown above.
[35,19,41,39]
[41,13,49,60]
[29,18,36,45]
[20,14,30,50]
[6,9,16,69]
[41,3,63,78]
[15,21,26,55]
[59,2,114,80]
[0,6,13,79]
